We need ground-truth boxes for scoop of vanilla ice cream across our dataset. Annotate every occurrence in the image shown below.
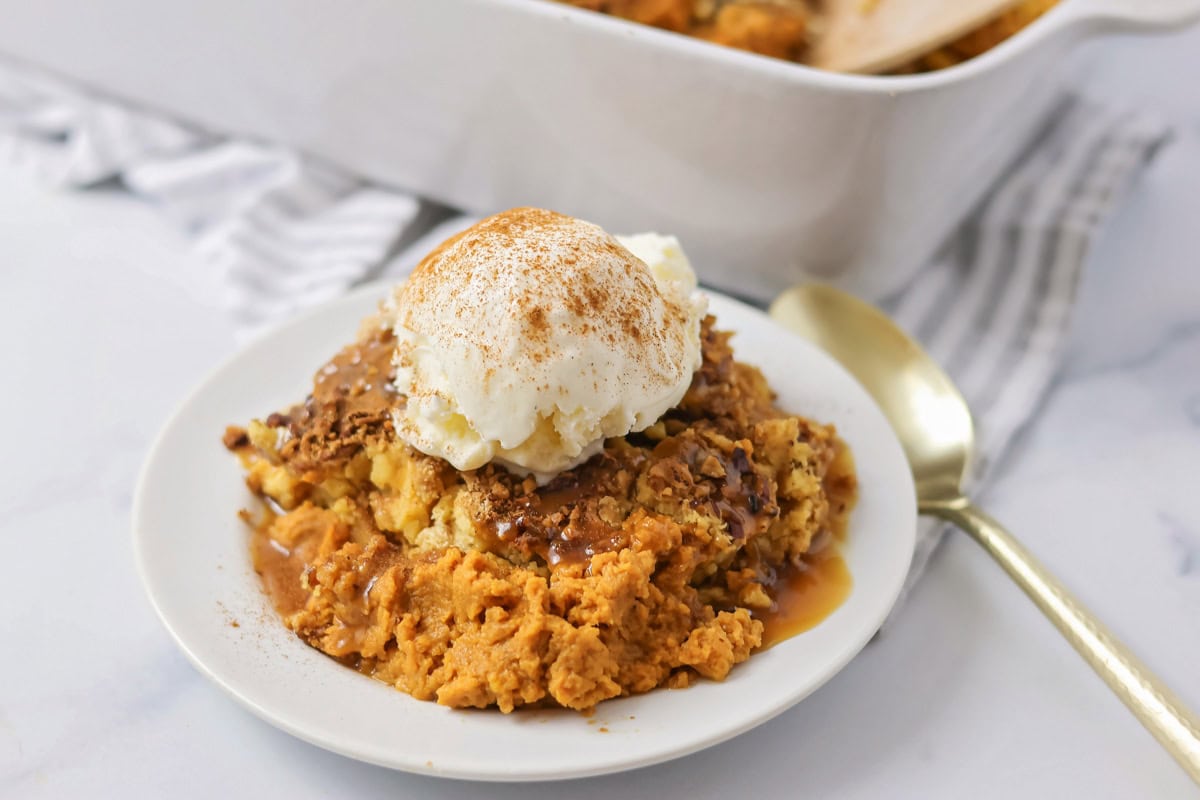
[380,208,706,483]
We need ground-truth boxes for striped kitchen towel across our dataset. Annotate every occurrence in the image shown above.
[880,100,1169,611]
[0,58,427,334]
[0,59,1170,605]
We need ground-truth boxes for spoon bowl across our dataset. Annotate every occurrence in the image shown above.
[770,282,1200,785]
[768,283,974,505]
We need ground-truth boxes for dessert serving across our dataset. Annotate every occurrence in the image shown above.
[225,208,857,713]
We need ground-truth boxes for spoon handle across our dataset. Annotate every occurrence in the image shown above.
[927,500,1200,784]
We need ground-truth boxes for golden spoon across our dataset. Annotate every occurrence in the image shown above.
[769,282,1200,784]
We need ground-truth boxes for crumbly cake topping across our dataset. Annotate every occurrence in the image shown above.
[229,316,849,573]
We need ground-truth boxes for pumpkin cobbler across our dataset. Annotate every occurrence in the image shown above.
[225,208,856,712]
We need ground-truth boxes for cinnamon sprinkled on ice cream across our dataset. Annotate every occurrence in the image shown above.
[377,208,706,482]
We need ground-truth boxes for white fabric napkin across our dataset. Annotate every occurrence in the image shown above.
[0,59,1170,607]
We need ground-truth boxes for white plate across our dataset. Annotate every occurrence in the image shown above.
[133,287,916,782]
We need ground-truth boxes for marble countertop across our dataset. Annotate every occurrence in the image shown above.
[3,29,1200,800]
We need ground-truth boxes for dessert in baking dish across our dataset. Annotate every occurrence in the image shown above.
[225,208,856,712]
[557,0,1058,71]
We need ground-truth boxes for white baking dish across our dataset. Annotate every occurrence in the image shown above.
[0,0,1196,300]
